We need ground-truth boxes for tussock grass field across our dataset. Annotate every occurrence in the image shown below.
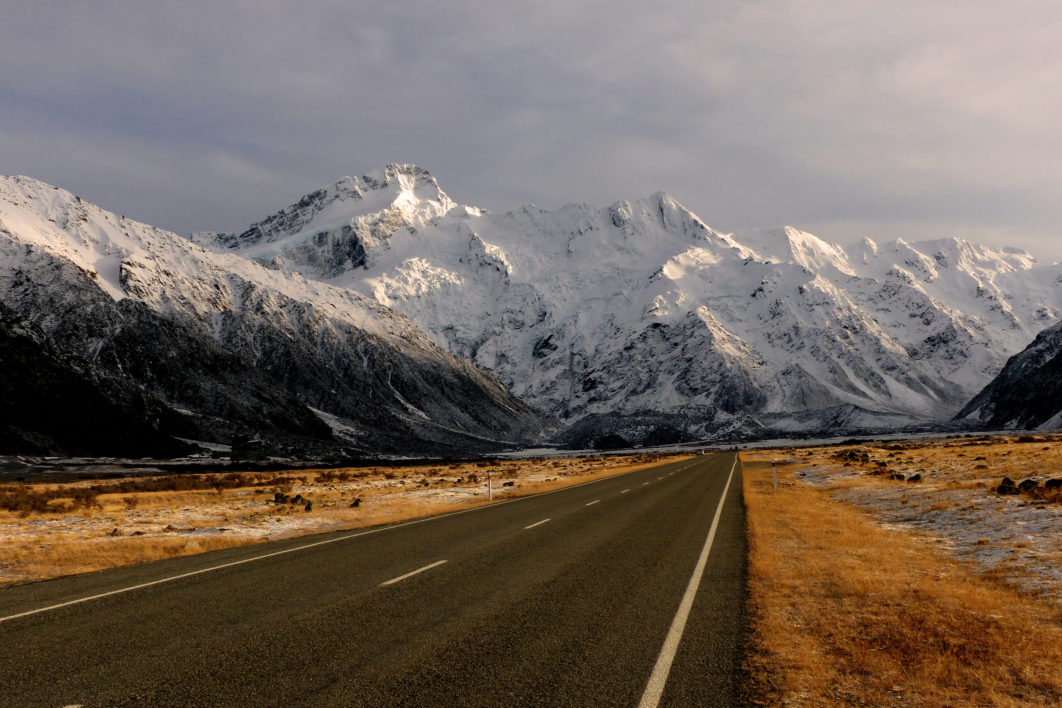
[0,453,683,585]
[744,434,1062,706]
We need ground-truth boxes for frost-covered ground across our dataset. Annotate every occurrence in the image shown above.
[0,454,674,584]
[761,433,1062,600]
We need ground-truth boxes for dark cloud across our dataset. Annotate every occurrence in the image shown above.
[2,1,1061,260]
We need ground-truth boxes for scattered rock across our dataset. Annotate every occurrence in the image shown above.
[503,481,515,487]
[350,497,361,508]
[837,449,871,464]
[996,477,1019,495]
[906,474,923,483]
[304,502,313,512]
[109,527,121,537]
[1018,479,1040,493]
[889,473,906,481]
[1045,479,1062,491]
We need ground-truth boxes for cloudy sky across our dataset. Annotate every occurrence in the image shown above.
[2,1,1061,260]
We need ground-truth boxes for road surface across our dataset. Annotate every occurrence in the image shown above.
[0,452,747,706]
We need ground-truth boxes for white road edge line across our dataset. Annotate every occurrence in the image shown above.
[0,455,682,625]
[523,518,551,530]
[379,560,448,587]
[585,500,601,507]
[638,455,737,708]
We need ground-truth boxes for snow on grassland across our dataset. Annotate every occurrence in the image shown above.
[777,434,1062,601]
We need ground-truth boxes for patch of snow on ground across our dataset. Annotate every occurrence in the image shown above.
[796,446,1062,600]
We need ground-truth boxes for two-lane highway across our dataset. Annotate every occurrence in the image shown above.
[0,453,747,706]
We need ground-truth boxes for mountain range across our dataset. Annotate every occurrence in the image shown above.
[2,165,1060,456]
[195,164,1062,445]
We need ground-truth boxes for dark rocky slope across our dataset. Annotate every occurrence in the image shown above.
[0,302,191,456]
[957,320,1062,430]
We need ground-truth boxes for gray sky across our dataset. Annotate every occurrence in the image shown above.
[2,1,1061,261]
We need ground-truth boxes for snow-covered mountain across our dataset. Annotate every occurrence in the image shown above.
[0,175,541,455]
[957,320,1062,431]
[200,164,1062,444]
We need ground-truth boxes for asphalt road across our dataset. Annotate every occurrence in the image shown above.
[0,452,748,707]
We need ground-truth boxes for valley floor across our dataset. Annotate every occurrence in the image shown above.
[0,453,678,585]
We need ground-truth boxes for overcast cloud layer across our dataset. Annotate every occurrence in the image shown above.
[2,1,1061,260]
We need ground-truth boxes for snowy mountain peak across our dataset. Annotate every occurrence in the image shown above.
[194,164,457,260]
[0,174,173,301]
[736,226,856,276]
[343,163,455,216]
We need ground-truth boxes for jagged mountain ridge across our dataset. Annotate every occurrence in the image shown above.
[0,175,542,455]
[957,320,1062,430]
[200,164,1062,442]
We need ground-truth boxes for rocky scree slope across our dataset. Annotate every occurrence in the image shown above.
[957,319,1062,430]
[0,175,541,456]
[198,164,1062,446]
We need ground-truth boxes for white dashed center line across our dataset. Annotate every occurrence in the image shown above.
[621,489,630,494]
[585,500,600,507]
[379,560,448,587]
[524,518,551,530]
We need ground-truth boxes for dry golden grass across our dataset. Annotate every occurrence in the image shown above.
[743,454,1062,707]
[759,434,1062,600]
[6,534,260,581]
[0,453,687,585]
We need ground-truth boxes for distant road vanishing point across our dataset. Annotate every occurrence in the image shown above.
[0,453,747,706]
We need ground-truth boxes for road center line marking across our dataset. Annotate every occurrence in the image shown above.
[585,500,600,507]
[621,489,630,494]
[642,482,650,486]
[638,455,737,708]
[523,518,551,530]
[0,455,684,624]
[379,560,448,587]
